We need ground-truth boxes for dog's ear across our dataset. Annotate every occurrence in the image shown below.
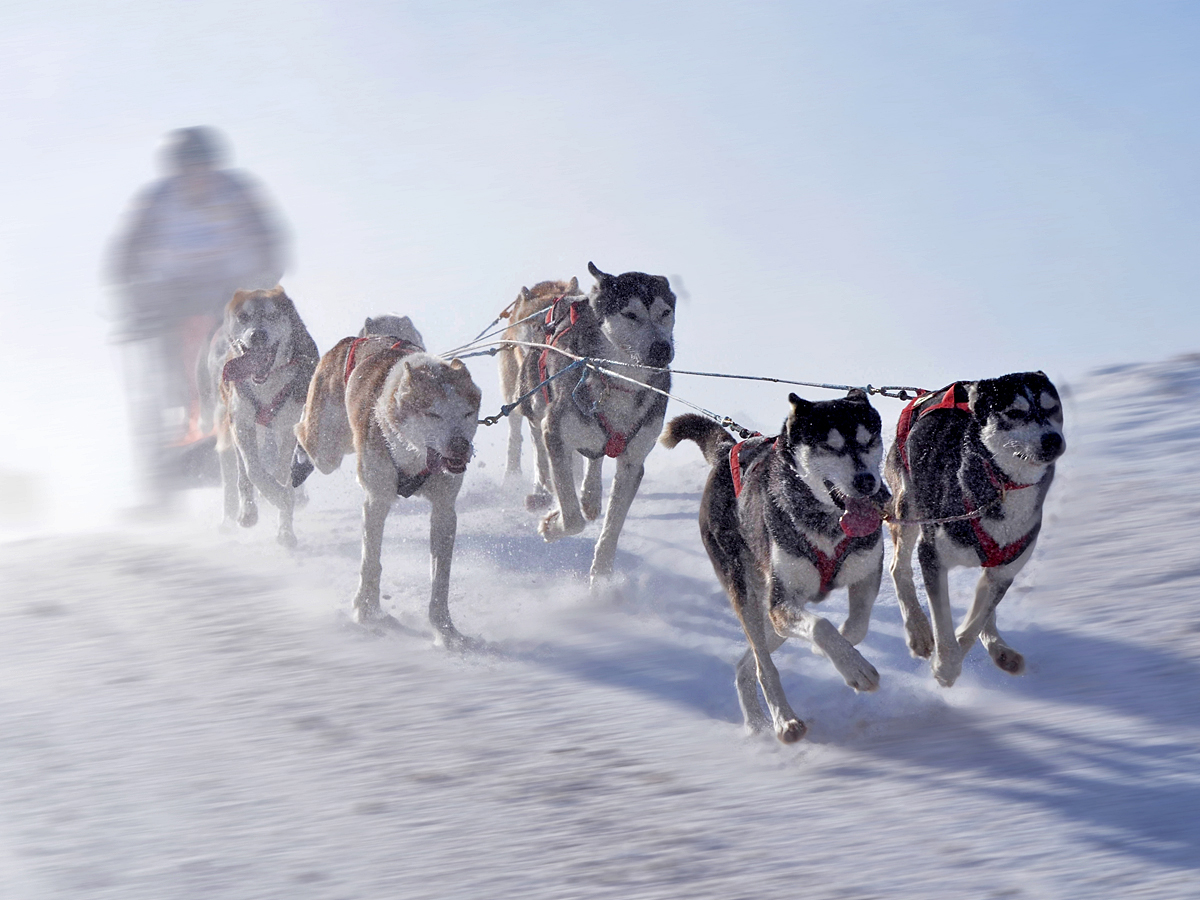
[788,392,812,412]
[844,388,869,404]
[588,261,612,286]
[567,276,579,293]
[519,287,531,302]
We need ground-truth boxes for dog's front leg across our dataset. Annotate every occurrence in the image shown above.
[217,437,242,531]
[978,607,1025,675]
[234,441,258,528]
[768,574,880,693]
[426,475,472,651]
[959,568,1024,675]
[538,414,586,542]
[888,522,934,658]
[352,485,393,626]
[588,453,645,583]
[580,456,604,521]
[841,556,883,646]
[233,417,294,513]
[271,428,299,548]
[917,537,962,687]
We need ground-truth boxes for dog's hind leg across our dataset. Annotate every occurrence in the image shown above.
[888,522,934,659]
[917,537,963,687]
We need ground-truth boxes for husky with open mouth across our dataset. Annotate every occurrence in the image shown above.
[663,389,889,743]
[292,317,482,648]
[884,371,1066,687]
[211,286,319,546]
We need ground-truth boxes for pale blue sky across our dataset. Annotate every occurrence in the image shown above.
[2,1,1197,519]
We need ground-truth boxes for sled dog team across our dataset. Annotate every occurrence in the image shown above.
[205,264,1065,743]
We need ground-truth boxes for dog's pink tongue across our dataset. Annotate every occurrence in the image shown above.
[840,497,882,538]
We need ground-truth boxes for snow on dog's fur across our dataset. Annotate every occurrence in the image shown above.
[517,262,675,586]
[496,277,581,500]
[663,390,890,743]
[884,372,1066,687]
[292,315,424,482]
[295,327,482,647]
[210,286,319,547]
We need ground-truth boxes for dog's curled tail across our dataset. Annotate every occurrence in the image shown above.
[660,414,735,466]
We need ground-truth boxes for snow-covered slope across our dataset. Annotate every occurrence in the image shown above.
[1,359,1198,899]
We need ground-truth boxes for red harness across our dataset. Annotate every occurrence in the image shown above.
[221,353,301,427]
[895,382,1037,567]
[895,383,971,471]
[344,337,423,384]
[538,297,633,459]
[729,437,854,593]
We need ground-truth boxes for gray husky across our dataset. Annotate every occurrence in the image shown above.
[663,390,890,743]
[884,372,1066,687]
[518,262,675,585]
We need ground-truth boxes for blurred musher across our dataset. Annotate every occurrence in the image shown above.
[106,126,288,507]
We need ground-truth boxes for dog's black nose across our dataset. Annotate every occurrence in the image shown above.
[1041,432,1065,460]
[248,328,268,346]
[852,472,877,496]
[646,340,673,368]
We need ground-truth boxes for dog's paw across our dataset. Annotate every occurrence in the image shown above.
[538,509,584,542]
[904,616,935,659]
[238,502,259,528]
[832,650,881,693]
[930,649,963,688]
[580,487,602,521]
[276,528,298,549]
[290,448,315,488]
[353,605,403,634]
[986,642,1026,675]
[776,718,808,744]
[433,625,483,654]
[525,489,552,512]
[218,518,238,535]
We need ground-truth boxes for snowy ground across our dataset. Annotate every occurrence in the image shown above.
[1,358,1198,899]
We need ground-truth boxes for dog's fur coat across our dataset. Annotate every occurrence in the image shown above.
[292,315,425,480]
[517,262,675,584]
[663,390,890,743]
[210,286,319,546]
[495,277,581,502]
[884,372,1066,687]
[292,319,482,646]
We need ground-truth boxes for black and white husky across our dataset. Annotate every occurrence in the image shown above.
[884,372,1066,687]
[518,261,675,585]
[662,390,890,743]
